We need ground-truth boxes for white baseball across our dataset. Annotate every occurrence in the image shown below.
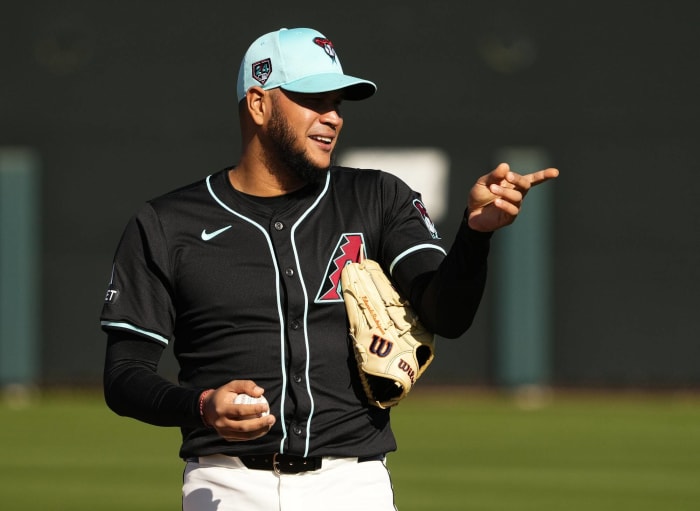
[233,393,270,416]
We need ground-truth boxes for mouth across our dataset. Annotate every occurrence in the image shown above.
[310,135,334,146]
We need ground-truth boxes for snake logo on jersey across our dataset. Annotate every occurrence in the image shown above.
[315,233,365,303]
[413,199,440,239]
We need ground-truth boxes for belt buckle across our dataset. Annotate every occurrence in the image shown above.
[272,453,282,475]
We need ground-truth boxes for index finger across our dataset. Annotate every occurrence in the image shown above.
[525,167,559,187]
[221,379,266,398]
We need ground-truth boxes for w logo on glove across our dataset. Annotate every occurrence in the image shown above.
[369,336,393,357]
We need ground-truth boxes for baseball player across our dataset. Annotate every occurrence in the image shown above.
[101,27,558,511]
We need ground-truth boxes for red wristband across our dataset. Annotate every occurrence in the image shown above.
[199,389,215,427]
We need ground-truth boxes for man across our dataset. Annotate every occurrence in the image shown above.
[101,27,558,510]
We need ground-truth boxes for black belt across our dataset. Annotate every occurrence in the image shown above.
[238,453,384,474]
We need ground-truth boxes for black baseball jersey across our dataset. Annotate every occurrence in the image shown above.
[101,166,489,459]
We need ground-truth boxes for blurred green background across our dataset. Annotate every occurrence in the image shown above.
[2,389,699,510]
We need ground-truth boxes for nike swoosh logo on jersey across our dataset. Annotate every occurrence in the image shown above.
[201,225,232,241]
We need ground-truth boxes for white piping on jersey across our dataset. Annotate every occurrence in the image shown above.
[206,174,289,452]
[289,171,331,457]
[100,320,169,345]
[205,172,330,456]
[389,243,447,276]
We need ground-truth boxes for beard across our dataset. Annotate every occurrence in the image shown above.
[265,101,331,186]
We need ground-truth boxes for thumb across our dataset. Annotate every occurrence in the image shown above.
[490,162,510,181]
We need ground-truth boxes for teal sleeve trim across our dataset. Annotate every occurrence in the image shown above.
[100,321,169,345]
[389,244,446,275]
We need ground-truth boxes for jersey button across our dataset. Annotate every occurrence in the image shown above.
[290,320,300,330]
[293,426,303,436]
[293,374,303,384]
[285,267,294,277]
[274,221,284,231]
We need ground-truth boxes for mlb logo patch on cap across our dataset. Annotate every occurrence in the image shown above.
[252,58,272,86]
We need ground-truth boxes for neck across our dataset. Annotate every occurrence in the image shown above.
[228,159,306,197]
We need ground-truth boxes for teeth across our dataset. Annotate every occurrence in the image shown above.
[312,136,332,143]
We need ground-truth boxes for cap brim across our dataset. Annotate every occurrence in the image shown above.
[280,73,377,101]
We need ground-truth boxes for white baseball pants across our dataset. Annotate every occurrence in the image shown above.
[182,454,398,511]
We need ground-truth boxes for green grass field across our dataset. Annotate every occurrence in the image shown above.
[2,388,699,510]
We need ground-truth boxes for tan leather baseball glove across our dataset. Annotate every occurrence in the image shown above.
[341,258,435,408]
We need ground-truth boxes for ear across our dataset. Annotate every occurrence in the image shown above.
[245,86,267,126]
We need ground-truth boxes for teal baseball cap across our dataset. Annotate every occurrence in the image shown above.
[236,28,377,102]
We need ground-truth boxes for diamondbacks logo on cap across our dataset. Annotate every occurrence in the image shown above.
[313,37,337,61]
[252,58,272,85]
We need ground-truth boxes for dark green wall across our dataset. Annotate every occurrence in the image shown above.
[2,1,698,387]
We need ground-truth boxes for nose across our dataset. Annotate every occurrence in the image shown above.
[320,107,342,129]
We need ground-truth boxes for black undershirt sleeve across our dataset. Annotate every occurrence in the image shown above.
[103,331,203,427]
[399,217,492,338]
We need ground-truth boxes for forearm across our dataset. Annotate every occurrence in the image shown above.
[103,333,203,428]
[407,218,492,338]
